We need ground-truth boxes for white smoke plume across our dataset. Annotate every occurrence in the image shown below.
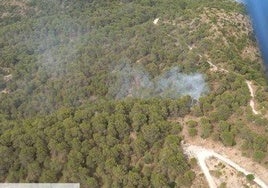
[109,62,208,100]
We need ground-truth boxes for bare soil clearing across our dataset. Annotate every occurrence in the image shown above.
[207,158,259,188]
[153,18,159,25]
[182,143,267,188]
[182,120,268,183]
[3,74,12,82]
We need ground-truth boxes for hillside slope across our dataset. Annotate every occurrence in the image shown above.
[0,0,268,187]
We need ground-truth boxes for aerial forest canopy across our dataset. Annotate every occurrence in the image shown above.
[1,0,268,187]
[0,0,248,118]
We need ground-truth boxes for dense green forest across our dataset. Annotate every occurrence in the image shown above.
[1,0,268,187]
[0,0,249,118]
[0,98,195,187]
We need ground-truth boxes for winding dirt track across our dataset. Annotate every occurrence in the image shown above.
[206,60,260,115]
[182,143,268,188]
[246,80,260,115]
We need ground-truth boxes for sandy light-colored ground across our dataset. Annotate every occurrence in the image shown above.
[246,80,260,115]
[182,143,267,188]
[207,157,259,188]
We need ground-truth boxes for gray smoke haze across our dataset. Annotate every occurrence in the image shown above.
[109,62,208,100]
[33,15,83,77]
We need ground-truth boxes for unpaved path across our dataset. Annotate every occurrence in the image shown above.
[207,61,218,72]
[180,122,268,187]
[207,60,229,73]
[182,143,267,188]
[246,80,260,115]
[183,143,217,188]
[206,59,260,115]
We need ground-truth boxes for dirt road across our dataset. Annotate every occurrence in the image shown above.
[246,80,260,115]
[182,143,267,188]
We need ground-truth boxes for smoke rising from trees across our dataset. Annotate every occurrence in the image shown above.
[109,62,208,100]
